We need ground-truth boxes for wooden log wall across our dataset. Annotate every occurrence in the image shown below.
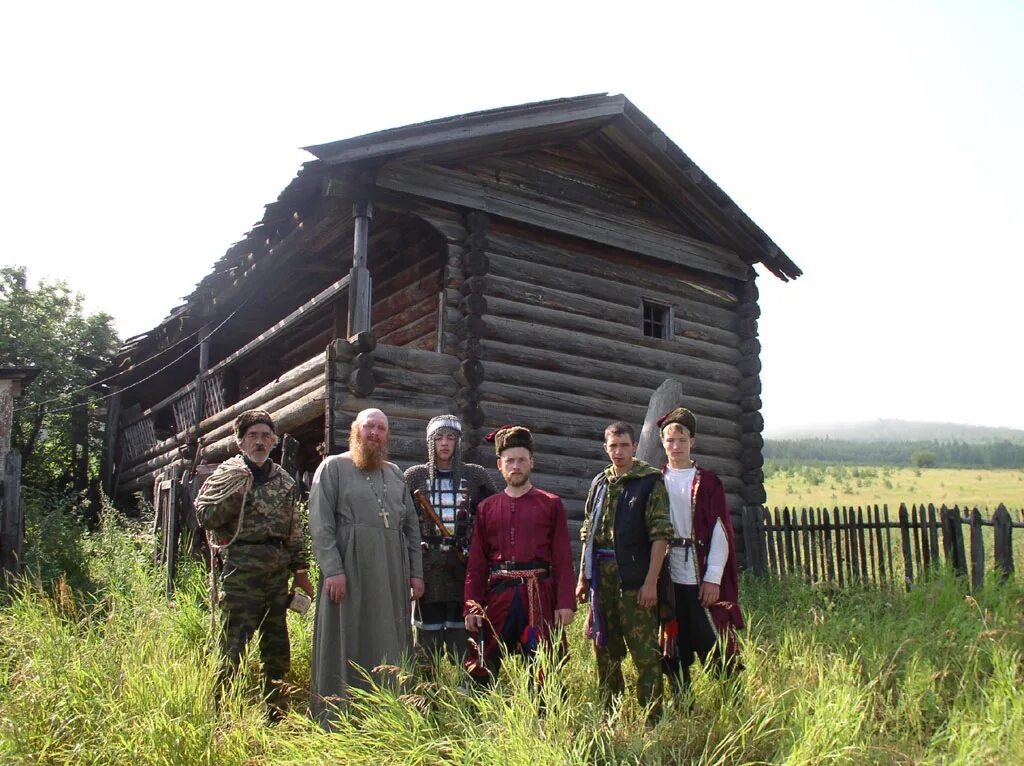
[735,277,766,508]
[451,216,753,520]
[328,339,459,467]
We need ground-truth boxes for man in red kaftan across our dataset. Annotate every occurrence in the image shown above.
[463,425,576,681]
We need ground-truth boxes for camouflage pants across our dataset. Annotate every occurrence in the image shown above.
[218,564,291,712]
[593,558,663,714]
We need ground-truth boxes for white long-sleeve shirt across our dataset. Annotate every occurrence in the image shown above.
[664,466,728,585]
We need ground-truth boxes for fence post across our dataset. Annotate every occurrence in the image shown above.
[969,508,985,591]
[754,506,769,577]
[808,508,819,583]
[783,507,795,576]
[898,503,913,590]
[833,507,845,587]
[856,507,869,582]
[741,506,756,574]
[992,504,1014,583]
[926,504,940,572]
[766,508,779,578]
[883,504,895,583]
[822,510,835,582]
[872,505,886,584]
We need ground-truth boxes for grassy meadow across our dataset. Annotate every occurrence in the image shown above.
[764,463,1024,513]
[1,496,1023,765]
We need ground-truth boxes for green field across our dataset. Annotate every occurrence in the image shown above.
[764,463,1024,513]
[1,496,1022,764]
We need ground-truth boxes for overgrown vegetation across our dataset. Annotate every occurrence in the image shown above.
[766,438,1024,468]
[2,494,1022,764]
[0,265,119,487]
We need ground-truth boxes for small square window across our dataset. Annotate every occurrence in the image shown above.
[642,300,671,340]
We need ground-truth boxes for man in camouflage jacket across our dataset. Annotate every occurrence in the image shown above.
[195,409,312,718]
[577,421,673,724]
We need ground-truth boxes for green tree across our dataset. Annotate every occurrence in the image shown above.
[911,449,938,468]
[0,266,119,486]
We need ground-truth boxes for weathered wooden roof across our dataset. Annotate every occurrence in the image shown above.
[110,93,799,385]
[305,93,800,282]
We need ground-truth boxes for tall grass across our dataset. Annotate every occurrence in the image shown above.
[1,500,1022,764]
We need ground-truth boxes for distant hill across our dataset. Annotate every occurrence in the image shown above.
[765,419,1024,444]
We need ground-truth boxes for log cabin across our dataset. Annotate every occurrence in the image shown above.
[102,93,801,558]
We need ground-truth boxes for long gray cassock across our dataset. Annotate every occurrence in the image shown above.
[308,452,422,728]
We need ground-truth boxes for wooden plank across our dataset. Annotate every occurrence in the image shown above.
[376,163,751,281]
[307,94,625,164]
[969,508,985,591]
[477,381,742,444]
[119,369,326,483]
[823,510,835,583]
[944,505,968,577]
[992,504,1015,583]
[927,503,940,569]
[481,359,742,423]
[884,505,895,582]
[485,243,739,328]
[800,508,811,582]
[873,506,886,583]
[899,504,913,590]
[912,505,924,578]
[856,507,869,582]
[482,315,741,389]
[763,509,777,578]
[478,338,741,405]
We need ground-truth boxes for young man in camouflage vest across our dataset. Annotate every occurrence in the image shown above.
[195,409,312,719]
[577,421,673,725]
[404,414,496,664]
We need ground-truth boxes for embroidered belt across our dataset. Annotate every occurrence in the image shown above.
[490,559,549,573]
[488,565,549,639]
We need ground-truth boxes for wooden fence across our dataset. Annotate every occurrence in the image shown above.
[741,503,1021,590]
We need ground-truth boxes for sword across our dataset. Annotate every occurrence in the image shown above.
[413,488,466,563]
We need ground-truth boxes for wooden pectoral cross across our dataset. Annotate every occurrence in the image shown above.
[379,507,391,528]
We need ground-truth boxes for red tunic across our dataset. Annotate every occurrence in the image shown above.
[464,486,576,613]
[462,486,575,678]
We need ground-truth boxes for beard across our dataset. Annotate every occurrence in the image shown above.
[503,470,531,488]
[350,429,388,471]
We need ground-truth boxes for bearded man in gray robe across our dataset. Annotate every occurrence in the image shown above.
[308,408,424,728]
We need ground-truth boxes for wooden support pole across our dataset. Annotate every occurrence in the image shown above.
[102,385,121,497]
[348,200,374,337]
[193,324,211,431]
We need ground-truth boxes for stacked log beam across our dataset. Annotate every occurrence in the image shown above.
[475,223,750,517]
[736,274,766,518]
[329,340,459,467]
[453,212,488,446]
[119,351,328,493]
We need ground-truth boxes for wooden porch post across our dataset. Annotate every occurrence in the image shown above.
[347,200,374,337]
[193,324,211,431]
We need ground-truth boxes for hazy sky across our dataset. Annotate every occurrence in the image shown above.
[3,1,1022,431]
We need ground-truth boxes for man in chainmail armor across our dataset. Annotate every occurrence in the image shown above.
[404,414,497,664]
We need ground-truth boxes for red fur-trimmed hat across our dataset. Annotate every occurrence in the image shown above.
[485,424,533,455]
[657,407,696,436]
